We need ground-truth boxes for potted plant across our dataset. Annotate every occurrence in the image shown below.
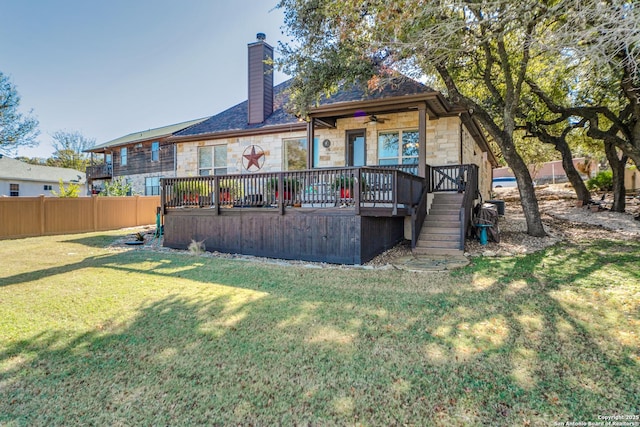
[332,175,367,198]
[267,177,300,201]
[172,181,211,206]
[219,178,243,205]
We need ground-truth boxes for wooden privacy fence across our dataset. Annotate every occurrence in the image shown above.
[0,195,161,239]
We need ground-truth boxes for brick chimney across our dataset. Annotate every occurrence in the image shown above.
[247,33,274,124]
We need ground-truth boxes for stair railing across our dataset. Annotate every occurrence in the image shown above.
[458,164,479,250]
[410,183,430,249]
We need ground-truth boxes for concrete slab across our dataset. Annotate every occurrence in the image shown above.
[392,254,470,272]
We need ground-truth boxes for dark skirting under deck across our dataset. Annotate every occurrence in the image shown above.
[163,207,405,264]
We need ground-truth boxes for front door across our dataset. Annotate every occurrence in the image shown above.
[346,130,366,166]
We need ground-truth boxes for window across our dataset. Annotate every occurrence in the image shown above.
[145,177,161,195]
[9,183,19,197]
[151,141,160,162]
[43,184,53,191]
[283,137,319,170]
[121,147,128,166]
[198,144,227,176]
[378,130,419,166]
[284,138,307,170]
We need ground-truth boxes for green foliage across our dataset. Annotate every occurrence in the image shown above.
[50,178,80,198]
[0,71,39,155]
[218,179,244,200]
[266,177,300,192]
[172,180,212,197]
[586,170,613,191]
[331,175,368,191]
[47,130,95,172]
[101,177,133,196]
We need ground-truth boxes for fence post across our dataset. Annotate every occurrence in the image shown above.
[93,195,98,231]
[39,195,45,236]
[135,195,140,225]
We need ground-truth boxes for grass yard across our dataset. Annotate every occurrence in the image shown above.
[0,230,638,425]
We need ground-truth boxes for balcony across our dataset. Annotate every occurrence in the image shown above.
[86,164,113,180]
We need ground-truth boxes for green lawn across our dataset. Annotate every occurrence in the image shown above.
[1,231,638,425]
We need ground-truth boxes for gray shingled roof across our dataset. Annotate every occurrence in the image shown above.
[175,77,436,137]
[0,156,86,183]
[89,117,208,152]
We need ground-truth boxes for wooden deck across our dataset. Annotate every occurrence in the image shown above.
[160,165,478,264]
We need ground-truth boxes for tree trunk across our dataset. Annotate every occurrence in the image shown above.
[501,141,547,237]
[605,141,627,212]
[555,138,592,205]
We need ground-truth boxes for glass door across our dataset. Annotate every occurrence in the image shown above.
[346,130,366,166]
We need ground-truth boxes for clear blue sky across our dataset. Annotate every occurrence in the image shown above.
[1,0,289,158]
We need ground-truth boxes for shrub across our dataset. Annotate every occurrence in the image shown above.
[51,178,80,198]
[586,170,613,191]
[101,178,133,196]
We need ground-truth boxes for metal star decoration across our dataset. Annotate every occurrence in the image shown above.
[242,145,265,171]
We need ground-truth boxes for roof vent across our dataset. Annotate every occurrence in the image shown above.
[256,33,266,41]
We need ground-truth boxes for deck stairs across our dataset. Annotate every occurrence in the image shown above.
[413,192,465,256]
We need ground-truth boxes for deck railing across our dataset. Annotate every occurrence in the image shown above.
[86,163,113,180]
[430,164,473,192]
[161,166,425,216]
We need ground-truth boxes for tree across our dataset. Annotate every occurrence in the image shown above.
[277,0,553,236]
[527,1,640,169]
[0,71,39,155]
[47,130,95,172]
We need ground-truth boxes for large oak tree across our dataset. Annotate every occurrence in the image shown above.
[277,0,556,236]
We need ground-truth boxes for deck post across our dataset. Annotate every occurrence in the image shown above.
[392,170,398,216]
[278,171,285,215]
[214,176,220,215]
[307,118,315,169]
[355,168,361,215]
[418,103,427,178]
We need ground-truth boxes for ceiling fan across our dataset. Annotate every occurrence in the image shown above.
[364,115,388,124]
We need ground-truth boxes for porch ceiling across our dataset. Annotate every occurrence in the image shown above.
[308,93,451,124]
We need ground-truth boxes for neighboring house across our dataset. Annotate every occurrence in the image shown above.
[85,117,207,195]
[494,157,598,185]
[0,155,87,197]
[99,33,499,264]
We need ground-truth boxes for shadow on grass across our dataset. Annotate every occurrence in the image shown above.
[59,234,132,248]
[0,238,638,424]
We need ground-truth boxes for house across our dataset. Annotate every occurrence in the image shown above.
[86,117,207,195]
[160,34,498,263]
[493,157,598,185]
[0,155,87,197]
[95,33,498,264]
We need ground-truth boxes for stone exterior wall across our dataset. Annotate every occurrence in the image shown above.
[99,171,177,195]
[175,112,494,197]
[425,117,462,166]
[461,124,493,200]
